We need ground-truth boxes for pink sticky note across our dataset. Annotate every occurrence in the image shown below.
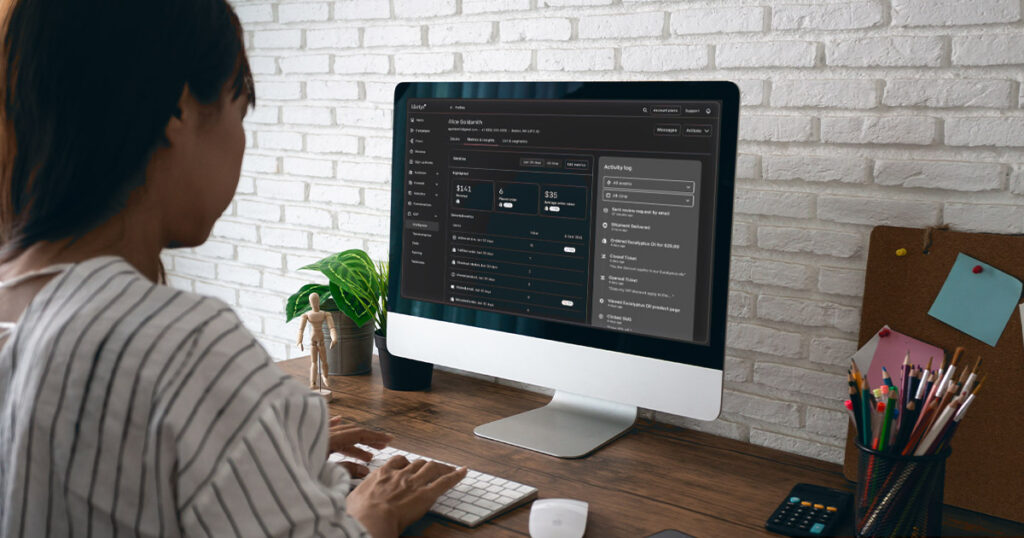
[866,327,944,390]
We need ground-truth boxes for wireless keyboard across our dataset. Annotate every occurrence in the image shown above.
[329,445,539,527]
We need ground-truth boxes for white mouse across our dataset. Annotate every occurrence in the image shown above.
[529,498,589,538]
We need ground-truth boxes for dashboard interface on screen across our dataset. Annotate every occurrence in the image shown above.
[398,99,723,345]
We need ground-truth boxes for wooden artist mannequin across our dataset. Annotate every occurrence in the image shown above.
[297,292,337,400]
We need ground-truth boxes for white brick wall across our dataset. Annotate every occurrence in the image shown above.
[163,0,1024,464]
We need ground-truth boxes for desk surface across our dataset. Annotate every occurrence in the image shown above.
[277,358,1023,537]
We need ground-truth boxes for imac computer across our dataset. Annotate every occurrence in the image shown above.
[387,82,739,458]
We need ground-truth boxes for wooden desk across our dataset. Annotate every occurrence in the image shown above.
[277,358,1023,537]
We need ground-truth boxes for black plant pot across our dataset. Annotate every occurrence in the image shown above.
[374,330,433,391]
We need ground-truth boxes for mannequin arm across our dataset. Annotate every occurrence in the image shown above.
[325,312,338,348]
[297,315,307,350]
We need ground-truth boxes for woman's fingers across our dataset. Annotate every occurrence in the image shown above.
[346,428,392,448]
[403,459,428,475]
[328,426,392,455]
[382,455,410,470]
[337,445,374,462]
[410,460,456,485]
[424,466,469,498]
[336,461,370,479]
[329,415,343,426]
[328,425,392,444]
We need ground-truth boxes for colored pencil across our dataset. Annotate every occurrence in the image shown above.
[879,387,896,452]
[899,353,911,419]
[881,366,894,388]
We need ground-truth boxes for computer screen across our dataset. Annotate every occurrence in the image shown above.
[387,82,738,456]
[391,83,733,369]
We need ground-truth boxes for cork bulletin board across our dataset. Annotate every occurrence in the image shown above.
[843,226,1024,523]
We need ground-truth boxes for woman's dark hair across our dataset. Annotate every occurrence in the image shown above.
[0,0,255,258]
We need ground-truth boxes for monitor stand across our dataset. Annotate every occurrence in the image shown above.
[473,391,638,458]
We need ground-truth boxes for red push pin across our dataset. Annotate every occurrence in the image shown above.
[879,328,891,337]
[972,265,983,274]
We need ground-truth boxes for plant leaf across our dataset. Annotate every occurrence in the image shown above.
[285,283,331,322]
[328,280,373,327]
[302,249,382,325]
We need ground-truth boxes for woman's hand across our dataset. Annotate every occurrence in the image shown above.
[327,416,392,479]
[346,456,468,538]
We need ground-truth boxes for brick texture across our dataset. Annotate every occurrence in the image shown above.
[161,0,1024,465]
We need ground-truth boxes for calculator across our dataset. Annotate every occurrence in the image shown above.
[765,483,852,537]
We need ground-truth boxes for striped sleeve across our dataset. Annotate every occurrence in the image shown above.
[179,392,370,538]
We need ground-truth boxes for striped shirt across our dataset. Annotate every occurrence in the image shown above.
[0,256,369,537]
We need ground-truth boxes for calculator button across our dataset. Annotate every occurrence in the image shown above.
[813,503,824,509]
[810,522,826,534]
[827,506,838,512]
[801,501,812,506]
[789,496,800,503]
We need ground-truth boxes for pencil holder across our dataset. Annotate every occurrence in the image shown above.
[854,441,950,537]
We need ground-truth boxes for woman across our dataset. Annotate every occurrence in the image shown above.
[0,1,465,536]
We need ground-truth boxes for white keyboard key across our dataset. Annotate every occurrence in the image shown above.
[463,504,489,517]
[476,499,501,511]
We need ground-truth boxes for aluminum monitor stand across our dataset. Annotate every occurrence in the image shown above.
[474,391,638,458]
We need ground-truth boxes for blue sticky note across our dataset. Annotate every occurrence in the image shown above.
[928,253,1023,346]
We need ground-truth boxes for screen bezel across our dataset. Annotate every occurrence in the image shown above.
[387,81,738,371]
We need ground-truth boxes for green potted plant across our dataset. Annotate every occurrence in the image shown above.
[286,249,379,376]
[287,249,432,390]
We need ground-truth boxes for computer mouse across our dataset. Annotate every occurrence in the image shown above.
[529,498,588,538]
